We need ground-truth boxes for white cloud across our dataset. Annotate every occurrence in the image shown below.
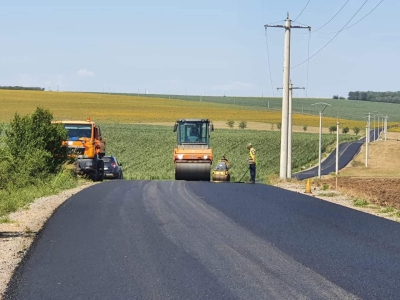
[77,68,95,77]
[213,81,255,91]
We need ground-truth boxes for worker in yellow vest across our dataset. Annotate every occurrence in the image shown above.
[247,143,257,184]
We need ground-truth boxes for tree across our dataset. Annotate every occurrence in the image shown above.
[353,127,360,136]
[4,107,68,186]
[332,95,339,99]
[277,123,281,131]
[342,126,349,135]
[226,120,235,129]
[238,121,247,130]
[329,125,337,134]
[303,125,307,132]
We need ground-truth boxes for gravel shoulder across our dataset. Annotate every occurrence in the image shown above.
[0,182,94,299]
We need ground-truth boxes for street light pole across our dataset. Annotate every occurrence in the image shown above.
[312,102,331,179]
[336,120,339,175]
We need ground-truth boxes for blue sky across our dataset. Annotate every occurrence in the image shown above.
[0,0,396,97]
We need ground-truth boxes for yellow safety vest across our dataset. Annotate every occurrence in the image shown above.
[248,147,257,165]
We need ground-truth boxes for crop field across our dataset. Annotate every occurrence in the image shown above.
[130,93,400,123]
[0,90,369,129]
[103,124,357,181]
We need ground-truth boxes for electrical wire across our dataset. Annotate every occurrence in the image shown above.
[313,0,350,32]
[294,0,311,22]
[291,0,370,70]
[320,0,383,34]
[264,28,276,97]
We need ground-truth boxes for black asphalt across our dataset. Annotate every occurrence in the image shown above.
[294,128,383,180]
[5,180,400,299]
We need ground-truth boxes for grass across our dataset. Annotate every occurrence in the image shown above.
[353,198,369,207]
[318,192,338,197]
[380,207,395,213]
[0,169,79,218]
[102,123,357,181]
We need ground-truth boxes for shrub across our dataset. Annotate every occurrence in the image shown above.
[226,120,235,129]
[3,107,68,188]
[303,125,307,132]
[329,125,337,134]
[238,121,247,130]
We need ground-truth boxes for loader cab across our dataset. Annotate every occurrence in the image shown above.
[64,124,93,141]
[174,119,214,145]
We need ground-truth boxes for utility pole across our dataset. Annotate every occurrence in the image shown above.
[384,116,388,141]
[311,102,331,178]
[265,13,310,180]
[365,123,369,167]
[277,81,305,178]
[336,120,340,175]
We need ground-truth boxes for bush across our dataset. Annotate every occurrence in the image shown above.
[238,121,247,130]
[226,120,235,129]
[2,107,69,189]
[303,125,307,132]
[342,126,349,135]
[329,125,337,134]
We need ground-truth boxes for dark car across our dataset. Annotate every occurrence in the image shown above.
[103,156,123,179]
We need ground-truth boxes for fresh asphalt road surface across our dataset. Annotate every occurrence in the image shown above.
[294,128,382,180]
[6,180,400,300]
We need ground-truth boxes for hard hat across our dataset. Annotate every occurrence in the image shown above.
[247,143,252,147]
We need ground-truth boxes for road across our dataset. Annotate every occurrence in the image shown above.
[5,180,400,299]
[294,128,383,180]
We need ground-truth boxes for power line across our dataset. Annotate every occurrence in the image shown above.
[291,0,370,70]
[313,0,350,32]
[320,0,383,34]
[264,28,275,97]
[294,0,311,22]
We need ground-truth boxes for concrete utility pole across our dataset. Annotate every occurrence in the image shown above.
[365,123,369,167]
[384,116,388,141]
[277,81,305,178]
[265,13,310,180]
[336,120,340,175]
[311,102,331,179]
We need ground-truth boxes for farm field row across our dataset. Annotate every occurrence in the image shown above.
[0,90,368,129]
[103,124,357,181]
[136,93,400,123]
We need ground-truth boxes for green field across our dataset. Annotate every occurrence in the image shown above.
[117,93,400,123]
[103,124,357,181]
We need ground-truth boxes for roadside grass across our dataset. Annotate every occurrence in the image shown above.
[318,192,338,197]
[0,169,79,219]
[380,207,395,213]
[353,198,369,207]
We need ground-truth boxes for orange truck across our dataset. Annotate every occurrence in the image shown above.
[53,117,106,182]
[173,119,214,181]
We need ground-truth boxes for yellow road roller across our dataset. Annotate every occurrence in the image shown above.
[173,119,214,181]
[212,156,231,182]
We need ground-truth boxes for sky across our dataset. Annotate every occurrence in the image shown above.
[0,0,397,98]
